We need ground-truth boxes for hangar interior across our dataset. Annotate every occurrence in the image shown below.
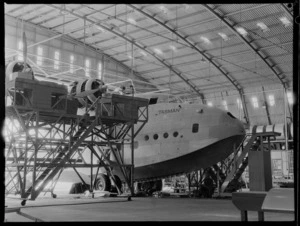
[4,3,296,222]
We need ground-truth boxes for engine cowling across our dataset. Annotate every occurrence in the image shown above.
[70,78,106,108]
[6,60,34,81]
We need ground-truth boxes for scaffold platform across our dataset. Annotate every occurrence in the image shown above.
[4,77,149,205]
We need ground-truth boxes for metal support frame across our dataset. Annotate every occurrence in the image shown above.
[203,4,289,89]
[280,3,294,18]
[210,131,280,193]
[261,86,272,125]
[5,15,152,89]
[5,82,148,201]
[46,4,205,101]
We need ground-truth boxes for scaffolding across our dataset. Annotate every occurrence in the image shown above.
[208,131,280,193]
[4,74,148,205]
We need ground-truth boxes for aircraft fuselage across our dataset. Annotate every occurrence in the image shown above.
[115,97,245,181]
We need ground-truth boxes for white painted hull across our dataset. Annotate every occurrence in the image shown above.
[116,102,245,180]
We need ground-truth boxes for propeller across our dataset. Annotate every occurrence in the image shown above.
[71,85,107,98]
[22,31,27,72]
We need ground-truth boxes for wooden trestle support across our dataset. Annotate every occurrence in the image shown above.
[4,78,148,205]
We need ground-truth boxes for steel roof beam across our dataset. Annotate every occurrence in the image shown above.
[89,4,269,47]
[203,4,289,89]
[281,3,293,18]
[46,4,205,101]
[108,19,292,59]
[128,4,251,123]
[127,5,243,92]
[5,15,154,89]
[127,4,251,122]
[26,9,57,23]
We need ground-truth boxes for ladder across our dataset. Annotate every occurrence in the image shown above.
[220,132,279,193]
[23,118,98,200]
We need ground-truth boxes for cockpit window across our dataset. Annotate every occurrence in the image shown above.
[149,98,158,105]
[227,112,237,119]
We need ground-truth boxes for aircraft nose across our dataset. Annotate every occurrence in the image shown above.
[225,112,245,135]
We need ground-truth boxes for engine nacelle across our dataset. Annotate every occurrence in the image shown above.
[70,78,106,108]
[6,60,34,81]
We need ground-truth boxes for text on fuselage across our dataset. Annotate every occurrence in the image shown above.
[158,108,181,114]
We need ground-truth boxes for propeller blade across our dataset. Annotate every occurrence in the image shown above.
[22,31,27,71]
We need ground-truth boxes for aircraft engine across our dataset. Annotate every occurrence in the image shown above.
[70,78,107,108]
[6,60,34,81]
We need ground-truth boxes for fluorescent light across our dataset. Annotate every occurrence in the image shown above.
[237,99,243,109]
[268,94,275,106]
[287,91,294,104]
[222,100,228,110]
[207,101,213,107]
[279,16,292,27]
[251,96,259,108]
[200,36,211,44]
[218,32,230,41]
[169,45,177,52]
[140,51,147,57]
[183,4,190,10]
[257,22,270,32]
[154,48,163,55]
[127,18,136,25]
[159,5,168,14]
[95,25,106,33]
[236,27,248,37]
[127,54,133,59]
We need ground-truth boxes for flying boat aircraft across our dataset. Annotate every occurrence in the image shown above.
[4,32,246,196]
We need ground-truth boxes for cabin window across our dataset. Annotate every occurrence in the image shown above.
[163,133,169,138]
[192,123,199,133]
[153,134,159,140]
[149,97,158,105]
[173,131,178,137]
[145,135,149,141]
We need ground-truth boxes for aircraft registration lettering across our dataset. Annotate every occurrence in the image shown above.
[158,108,181,114]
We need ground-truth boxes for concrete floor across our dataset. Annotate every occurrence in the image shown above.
[4,195,295,222]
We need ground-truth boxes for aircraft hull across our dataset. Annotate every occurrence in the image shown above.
[114,134,244,181]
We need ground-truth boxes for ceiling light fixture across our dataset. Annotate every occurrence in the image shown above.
[95,25,106,33]
[154,48,163,55]
[199,36,211,44]
[169,45,177,52]
[159,5,168,14]
[140,51,147,57]
[183,4,190,10]
[218,32,230,41]
[236,27,248,37]
[257,22,270,32]
[127,18,137,25]
[279,16,292,27]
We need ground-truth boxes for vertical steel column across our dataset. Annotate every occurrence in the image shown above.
[31,111,39,199]
[23,118,29,198]
[283,88,288,151]
[262,86,272,125]
[283,88,289,173]
[130,123,134,196]
[90,132,94,192]
[239,90,250,125]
